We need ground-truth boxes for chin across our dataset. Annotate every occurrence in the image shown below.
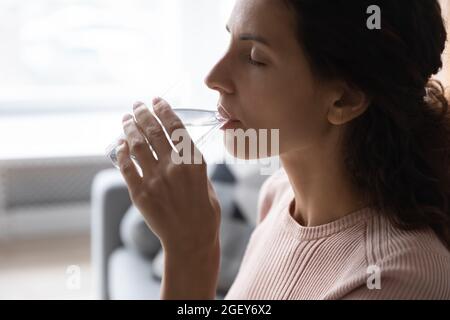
[221,126,279,160]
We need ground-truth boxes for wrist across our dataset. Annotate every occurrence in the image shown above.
[161,238,220,300]
[162,234,220,260]
[164,238,220,277]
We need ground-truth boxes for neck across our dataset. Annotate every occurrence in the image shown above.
[280,137,368,227]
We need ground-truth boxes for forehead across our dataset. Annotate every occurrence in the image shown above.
[228,0,298,47]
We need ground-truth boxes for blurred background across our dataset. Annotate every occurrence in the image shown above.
[0,0,449,300]
[0,0,234,299]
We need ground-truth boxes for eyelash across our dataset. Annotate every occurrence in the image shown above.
[247,54,265,67]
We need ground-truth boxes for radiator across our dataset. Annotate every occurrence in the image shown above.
[0,156,113,239]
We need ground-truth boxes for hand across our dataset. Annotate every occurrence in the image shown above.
[116,97,221,257]
[117,98,221,299]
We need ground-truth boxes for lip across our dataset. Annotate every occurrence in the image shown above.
[220,120,241,130]
[217,103,238,121]
[217,102,241,130]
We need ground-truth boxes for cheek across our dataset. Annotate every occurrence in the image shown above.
[221,100,326,160]
[278,98,329,153]
[223,65,328,157]
[271,75,329,151]
[242,85,324,132]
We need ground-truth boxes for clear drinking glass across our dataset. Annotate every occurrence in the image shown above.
[105,108,226,168]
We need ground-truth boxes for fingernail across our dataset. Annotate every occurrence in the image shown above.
[133,101,144,110]
[116,143,125,153]
[152,97,162,106]
[123,114,133,122]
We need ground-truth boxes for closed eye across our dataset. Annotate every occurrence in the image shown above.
[247,54,266,67]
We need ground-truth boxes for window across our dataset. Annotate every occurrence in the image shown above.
[0,0,233,159]
[0,0,234,114]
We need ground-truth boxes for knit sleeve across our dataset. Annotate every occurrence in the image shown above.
[341,250,450,300]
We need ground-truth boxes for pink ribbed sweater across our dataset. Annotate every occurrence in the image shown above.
[225,168,450,300]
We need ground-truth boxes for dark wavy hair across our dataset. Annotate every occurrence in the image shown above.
[284,0,450,249]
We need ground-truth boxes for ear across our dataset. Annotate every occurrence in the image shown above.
[327,83,370,126]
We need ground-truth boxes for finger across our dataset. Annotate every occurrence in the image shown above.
[133,101,174,158]
[152,97,197,158]
[207,179,221,214]
[116,139,142,197]
[122,113,157,176]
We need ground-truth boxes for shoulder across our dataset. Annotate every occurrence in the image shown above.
[352,214,450,299]
[256,167,293,224]
[365,213,450,264]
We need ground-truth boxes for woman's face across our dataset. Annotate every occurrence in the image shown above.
[205,0,336,159]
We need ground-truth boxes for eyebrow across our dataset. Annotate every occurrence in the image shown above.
[226,24,271,47]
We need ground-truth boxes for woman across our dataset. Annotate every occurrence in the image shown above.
[116,0,450,299]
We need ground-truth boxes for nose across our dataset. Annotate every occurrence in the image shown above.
[204,54,234,95]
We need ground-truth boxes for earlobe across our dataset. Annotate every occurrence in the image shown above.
[327,106,346,125]
[327,86,370,125]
